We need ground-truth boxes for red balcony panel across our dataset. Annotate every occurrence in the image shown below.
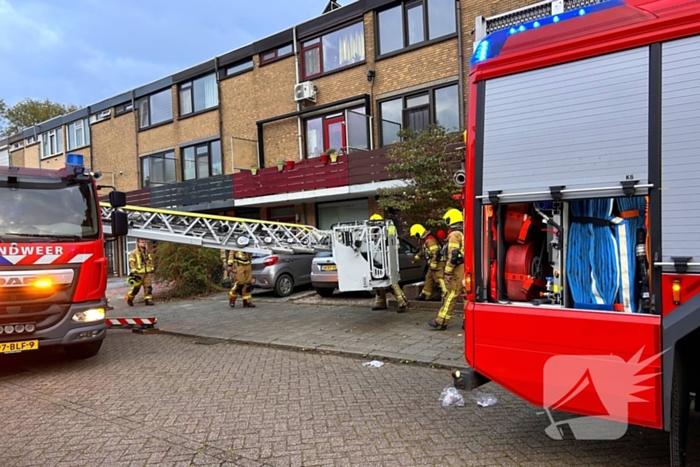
[233,155,349,199]
[347,147,394,185]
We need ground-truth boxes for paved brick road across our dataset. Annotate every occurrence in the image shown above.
[2,332,697,467]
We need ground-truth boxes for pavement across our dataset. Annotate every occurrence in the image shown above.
[5,332,693,467]
[104,277,469,370]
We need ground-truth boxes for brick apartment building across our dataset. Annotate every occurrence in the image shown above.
[0,0,564,275]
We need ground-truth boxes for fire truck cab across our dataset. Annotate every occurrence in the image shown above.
[0,154,128,359]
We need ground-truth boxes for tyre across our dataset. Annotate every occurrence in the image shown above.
[671,351,690,467]
[64,339,103,359]
[274,274,294,297]
[315,287,335,297]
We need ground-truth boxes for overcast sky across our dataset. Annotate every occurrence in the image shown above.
[0,0,331,107]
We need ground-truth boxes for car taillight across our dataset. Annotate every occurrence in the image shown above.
[264,256,279,266]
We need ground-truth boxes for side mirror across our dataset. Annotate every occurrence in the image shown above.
[111,210,128,237]
[109,190,127,208]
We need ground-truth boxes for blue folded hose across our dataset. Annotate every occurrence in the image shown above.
[614,196,646,312]
[567,199,619,311]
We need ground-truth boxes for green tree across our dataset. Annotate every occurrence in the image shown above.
[0,98,80,137]
[153,243,224,298]
[376,125,464,232]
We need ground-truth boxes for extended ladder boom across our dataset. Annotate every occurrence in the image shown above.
[101,204,331,255]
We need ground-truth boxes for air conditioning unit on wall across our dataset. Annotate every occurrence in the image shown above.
[294,81,317,103]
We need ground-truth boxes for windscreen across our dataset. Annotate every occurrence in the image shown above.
[0,177,99,241]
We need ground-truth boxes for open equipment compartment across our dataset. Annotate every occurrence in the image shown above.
[484,195,651,313]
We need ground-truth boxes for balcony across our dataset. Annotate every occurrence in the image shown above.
[347,147,393,185]
[149,174,234,209]
[233,155,349,199]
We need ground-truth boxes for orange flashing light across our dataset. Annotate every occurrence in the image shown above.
[465,273,473,294]
[672,280,681,305]
[34,278,53,289]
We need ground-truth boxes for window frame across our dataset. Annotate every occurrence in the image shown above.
[40,128,63,159]
[114,102,133,116]
[138,88,174,130]
[376,0,457,58]
[67,118,91,150]
[180,139,223,181]
[300,21,366,80]
[224,59,254,78]
[303,105,367,159]
[259,44,293,66]
[378,82,459,147]
[178,73,219,117]
[139,150,177,188]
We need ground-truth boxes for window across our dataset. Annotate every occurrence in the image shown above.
[25,135,37,145]
[181,140,222,180]
[115,102,133,116]
[68,118,90,150]
[302,22,365,79]
[179,73,219,116]
[378,0,456,55]
[259,44,293,65]
[379,83,459,146]
[41,129,63,158]
[140,151,176,187]
[226,59,253,76]
[139,88,173,129]
[304,106,368,158]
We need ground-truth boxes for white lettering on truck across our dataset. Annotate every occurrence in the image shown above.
[0,246,64,256]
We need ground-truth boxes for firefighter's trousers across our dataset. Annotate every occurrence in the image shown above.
[374,283,407,309]
[229,265,253,302]
[421,264,447,298]
[128,273,153,302]
[435,268,464,326]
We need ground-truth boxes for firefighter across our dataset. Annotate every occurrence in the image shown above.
[368,214,408,313]
[229,250,255,308]
[220,249,235,286]
[410,223,447,301]
[125,238,155,306]
[428,208,464,330]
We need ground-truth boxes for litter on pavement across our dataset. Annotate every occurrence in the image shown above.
[475,392,498,407]
[439,387,465,407]
[362,360,384,368]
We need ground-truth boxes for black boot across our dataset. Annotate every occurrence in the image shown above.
[428,319,447,330]
[415,294,427,301]
[243,300,255,308]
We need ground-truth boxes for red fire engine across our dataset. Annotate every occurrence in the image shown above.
[456,0,700,465]
[0,154,128,359]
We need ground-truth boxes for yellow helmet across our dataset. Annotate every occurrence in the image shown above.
[369,214,383,221]
[409,224,426,240]
[443,208,463,226]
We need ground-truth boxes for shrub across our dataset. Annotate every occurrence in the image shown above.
[153,242,223,298]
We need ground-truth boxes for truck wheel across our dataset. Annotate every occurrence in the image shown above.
[670,351,690,467]
[64,340,103,359]
[315,287,334,297]
[274,274,294,297]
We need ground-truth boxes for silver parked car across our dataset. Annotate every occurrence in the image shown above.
[310,238,427,297]
[251,252,315,297]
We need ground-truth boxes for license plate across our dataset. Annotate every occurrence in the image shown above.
[0,340,39,354]
[321,265,337,271]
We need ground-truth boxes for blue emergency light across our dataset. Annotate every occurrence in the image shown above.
[470,0,624,66]
[66,153,84,166]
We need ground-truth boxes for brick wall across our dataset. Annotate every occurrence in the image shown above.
[304,203,316,227]
[92,111,138,192]
[9,147,25,168]
[23,144,40,169]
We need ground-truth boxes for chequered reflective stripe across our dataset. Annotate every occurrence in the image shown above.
[0,253,93,265]
[106,318,157,327]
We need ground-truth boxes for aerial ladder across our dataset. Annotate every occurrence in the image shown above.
[100,204,401,293]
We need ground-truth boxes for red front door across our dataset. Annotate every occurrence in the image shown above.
[324,116,346,153]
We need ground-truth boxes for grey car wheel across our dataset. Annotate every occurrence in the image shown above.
[274,274,294,297]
